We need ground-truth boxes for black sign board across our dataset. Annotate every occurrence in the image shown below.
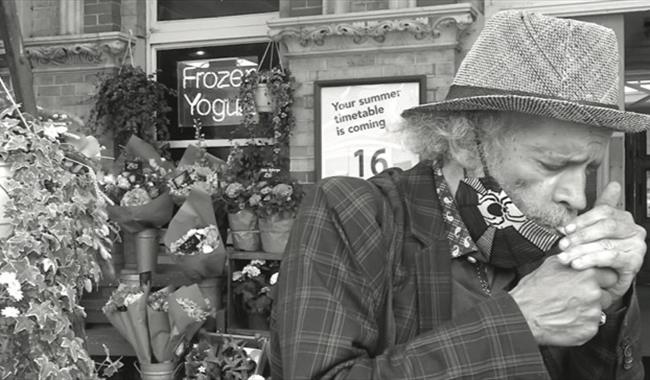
[177,57,257,128]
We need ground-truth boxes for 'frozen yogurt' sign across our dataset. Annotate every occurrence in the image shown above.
[177,57,257,127]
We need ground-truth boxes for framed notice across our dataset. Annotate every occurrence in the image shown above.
[315,77,424,180]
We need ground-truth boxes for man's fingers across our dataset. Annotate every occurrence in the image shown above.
[559,217,637,250]
[593,267,618,288]
[594,182,621,208]
[560,182,623,235]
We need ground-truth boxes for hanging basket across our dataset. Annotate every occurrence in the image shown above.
[259,214,294,254]
[0,160,12,239]
[255,83,272,113]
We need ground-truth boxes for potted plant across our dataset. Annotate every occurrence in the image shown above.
[88,65,175,157]
[0,91,121,377]
[231,260,279,330]
[250,172,304,254]
[184,334,268,380]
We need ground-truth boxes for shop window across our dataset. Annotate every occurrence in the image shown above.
[156,43,279,161]
[289,0,322,17]
[157,0,279,21]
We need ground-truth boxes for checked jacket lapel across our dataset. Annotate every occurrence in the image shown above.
[398,162,453,332]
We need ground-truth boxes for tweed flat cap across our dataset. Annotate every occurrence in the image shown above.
[402,10,650,132]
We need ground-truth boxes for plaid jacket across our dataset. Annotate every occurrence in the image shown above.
[270,162,643,380]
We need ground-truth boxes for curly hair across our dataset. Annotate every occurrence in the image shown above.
[400,110,522,169]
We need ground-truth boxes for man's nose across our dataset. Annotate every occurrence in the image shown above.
[552,169,587,212]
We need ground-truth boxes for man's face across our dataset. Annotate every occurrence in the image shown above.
[486,117,613,232]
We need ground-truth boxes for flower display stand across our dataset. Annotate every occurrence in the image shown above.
[225,249,282,335]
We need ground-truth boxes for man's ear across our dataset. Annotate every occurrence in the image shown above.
[448,142,481,172]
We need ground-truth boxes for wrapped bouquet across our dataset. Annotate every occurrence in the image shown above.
[103,283,210,365]
[164,189,226,282]
[100,136,175,233]
[168,145,225,205]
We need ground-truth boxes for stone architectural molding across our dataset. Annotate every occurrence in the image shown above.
[24,32,133,66]
[268,3,477,46]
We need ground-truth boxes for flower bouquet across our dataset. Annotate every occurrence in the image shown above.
[103,283,211,369]
[101,283,151,364]
[164,188,227,319]
[168,144,226,205]
[184,334,269,380]
[232,260,279,330]
[101,135,174,234]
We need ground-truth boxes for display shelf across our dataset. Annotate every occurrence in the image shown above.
[228,249,284,261]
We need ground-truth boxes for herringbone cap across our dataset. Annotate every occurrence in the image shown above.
[402,10,650,132]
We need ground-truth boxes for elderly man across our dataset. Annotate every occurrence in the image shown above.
[271,10,647,380]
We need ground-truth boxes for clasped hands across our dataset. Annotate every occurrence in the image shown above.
[510,182,646,346]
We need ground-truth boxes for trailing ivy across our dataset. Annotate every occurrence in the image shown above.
[88,65,174,157]
[0,107,121,379]
[236,67,296,171]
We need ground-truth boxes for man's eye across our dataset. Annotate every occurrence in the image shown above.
[540,162,563,171]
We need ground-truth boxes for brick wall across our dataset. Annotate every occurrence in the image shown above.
[84,0,121,33]
[28,0,60,37]
[33,68,114,125]
[287,46,456,184]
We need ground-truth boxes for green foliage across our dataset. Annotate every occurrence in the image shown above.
[185,337,260,380]
[88,65,174,156]
[0,108,119,379]
[236,67,295,172]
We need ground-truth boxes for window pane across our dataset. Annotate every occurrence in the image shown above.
[157,0,279,21]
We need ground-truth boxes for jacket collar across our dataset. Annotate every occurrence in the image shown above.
[400,161,447,246]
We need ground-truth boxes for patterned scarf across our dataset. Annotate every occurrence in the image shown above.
[433,161,562,271]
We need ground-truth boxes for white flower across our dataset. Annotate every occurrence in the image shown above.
[198,366,206,374]
[116,175,131,189]
[102,173,116,185]
[0,272,22,301]
[248,375,265,380]
[1,306,20,318]
[242,265,261,278]
[0,272,18,285]
[123,292,143,307]
[251,260,266,266]
[232,271,243,282]
[43,125,68,140]
[201,244,213,254]
[270,272,278,285]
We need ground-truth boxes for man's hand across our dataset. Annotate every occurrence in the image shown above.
[510,256,617,346]
[557,182,646,303]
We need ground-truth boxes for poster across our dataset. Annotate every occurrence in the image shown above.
[319,82,420,179]
[177,57,257,128]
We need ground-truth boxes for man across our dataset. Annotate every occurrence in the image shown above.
[271,10,647,379]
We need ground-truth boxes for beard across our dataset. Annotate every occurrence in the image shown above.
[485,150,574,234]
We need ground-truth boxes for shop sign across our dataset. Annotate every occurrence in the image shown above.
[177,57,257,128]
[317,79,422,179]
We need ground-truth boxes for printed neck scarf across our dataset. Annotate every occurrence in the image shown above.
[454,175,562,270]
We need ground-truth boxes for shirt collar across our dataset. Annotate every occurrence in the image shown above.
[431,161,482,261]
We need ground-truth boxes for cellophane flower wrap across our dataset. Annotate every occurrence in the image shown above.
[104,284,210,365]
[167,144,225,205]
[101,284,151,364]
[100,135,175,233]
[164,188,226,281]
